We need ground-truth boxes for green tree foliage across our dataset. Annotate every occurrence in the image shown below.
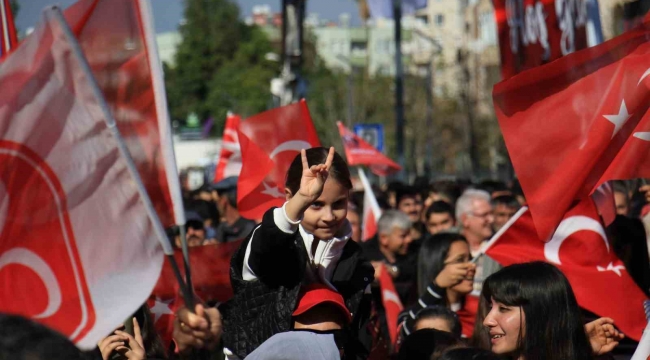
[165,0,275,130]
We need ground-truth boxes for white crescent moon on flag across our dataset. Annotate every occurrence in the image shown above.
[382,289,402,307]
[639,67,650,86]
[269,140,312,159]
[544,216,609,265]
[0,248,62,319]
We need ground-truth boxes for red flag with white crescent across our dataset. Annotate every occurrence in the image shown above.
[214,113,242,182]
[237,100,320,221]
[482,199,647,341]
[337,122,401,176]
[494,13,650,242]
[378,264,404,346]
[0,9,163,348]
[358,169,382,241]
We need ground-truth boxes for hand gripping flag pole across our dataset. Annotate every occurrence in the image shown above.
[50,6,194,310]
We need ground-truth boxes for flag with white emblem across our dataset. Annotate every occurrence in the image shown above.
[236,100,321,221]
[494,13,650,242]
[480,199,647,340]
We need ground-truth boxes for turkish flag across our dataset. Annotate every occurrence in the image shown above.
[148,240,241,348]
[358,169,382,241]
[237,100,321,220]
[214,113,243,182]
[0,0,18,59]
[494,14,650,241]
[483,200,647,340]
[0,9,163,348]
[63,0,181,228]
[338,122,401,176]
[378,265,404,345]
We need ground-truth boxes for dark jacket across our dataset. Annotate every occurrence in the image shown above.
[220,207,375,359]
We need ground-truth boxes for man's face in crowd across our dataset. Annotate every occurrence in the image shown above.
[380,226,412,256]
[347,209,361,242]
[398,195,423,223]
[614,191,629,216]
[462,199,494,240]
[426,212,455,235]
[175,221,206,248]
[493,204,517,232]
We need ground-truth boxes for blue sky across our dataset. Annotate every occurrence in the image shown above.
[15,0,361,34]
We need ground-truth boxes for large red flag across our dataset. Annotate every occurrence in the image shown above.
[214,113,243,182]
[0,0,17,59]
[493,0,588,79]
[149,241,241,348]
[494,14,650,241]
[338,121,401,176]
[237,100,321,220]
[378,264,404,345]
[0,9,164,348]
[483,200,647,341]
[63,0,184,228]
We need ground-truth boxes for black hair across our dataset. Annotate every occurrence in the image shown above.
[187,199,219,225]
[285,147,352,196]
[414,306,462,338]
[425,201,455,221]
[0,313,85,360]
[417,233,468,297]
[395,185,420,207]
[478,262,592,360]
[491,195,520,210]
[430,181,462,205]
[397,328,463,360]
[477,180,509,196]
[138,304,168,359]
[510,179,524,198]
[435,348,501,360]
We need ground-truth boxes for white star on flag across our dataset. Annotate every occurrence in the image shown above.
[597,262,626,277]
[150,298,174,324]
[603,100,632,138]
[261,182,284,199]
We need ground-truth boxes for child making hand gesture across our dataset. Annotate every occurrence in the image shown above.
[220,147,375,359]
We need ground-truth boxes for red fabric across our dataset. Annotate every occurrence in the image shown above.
[362,205,378,242]
[0,0,18,59]
[485,200,647,341]
[378,265,404,346]
[149,241,241,348]
[494,15,650,241]
[457,295,478,338]
[337,122,401,176]
[493,0,588,80]
[214,114,242,182]
[64,0,177,228]
[237,100,320,220]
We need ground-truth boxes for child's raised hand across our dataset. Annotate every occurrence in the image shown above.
[297,147,335,203]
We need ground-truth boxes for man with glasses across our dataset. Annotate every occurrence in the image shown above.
[455,189,500,296]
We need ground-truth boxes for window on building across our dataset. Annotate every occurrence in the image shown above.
[435,14,444,26]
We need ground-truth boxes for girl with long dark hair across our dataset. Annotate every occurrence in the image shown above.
[398,233,477,338]
[476,262,623,360]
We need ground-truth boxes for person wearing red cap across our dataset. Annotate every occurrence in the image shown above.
[246,284,353,360]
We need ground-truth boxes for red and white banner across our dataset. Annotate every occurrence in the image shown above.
[63,0,184,228]
[338,122,401,176]
[214,113,243,182]
[482,199,647,340]
[494,0,588,79]
[237,100,321,221]
[0,9,163,348]
[494,13,650,241]
[0,0,17,59]
[358,169,382,241]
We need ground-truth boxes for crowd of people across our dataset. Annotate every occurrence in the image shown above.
[3,146,649,360]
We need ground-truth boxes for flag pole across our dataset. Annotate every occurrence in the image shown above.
[50,6,194,309]
[137,0,194,307]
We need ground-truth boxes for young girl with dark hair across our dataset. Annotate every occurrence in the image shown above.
[476,262,624,360]
[398,233,477,338]
[218,147,375,359]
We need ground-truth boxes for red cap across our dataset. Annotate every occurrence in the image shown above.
[292,284,352,323]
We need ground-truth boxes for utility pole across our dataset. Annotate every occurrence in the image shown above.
[393,0,406,180]
[279,0,306,106]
